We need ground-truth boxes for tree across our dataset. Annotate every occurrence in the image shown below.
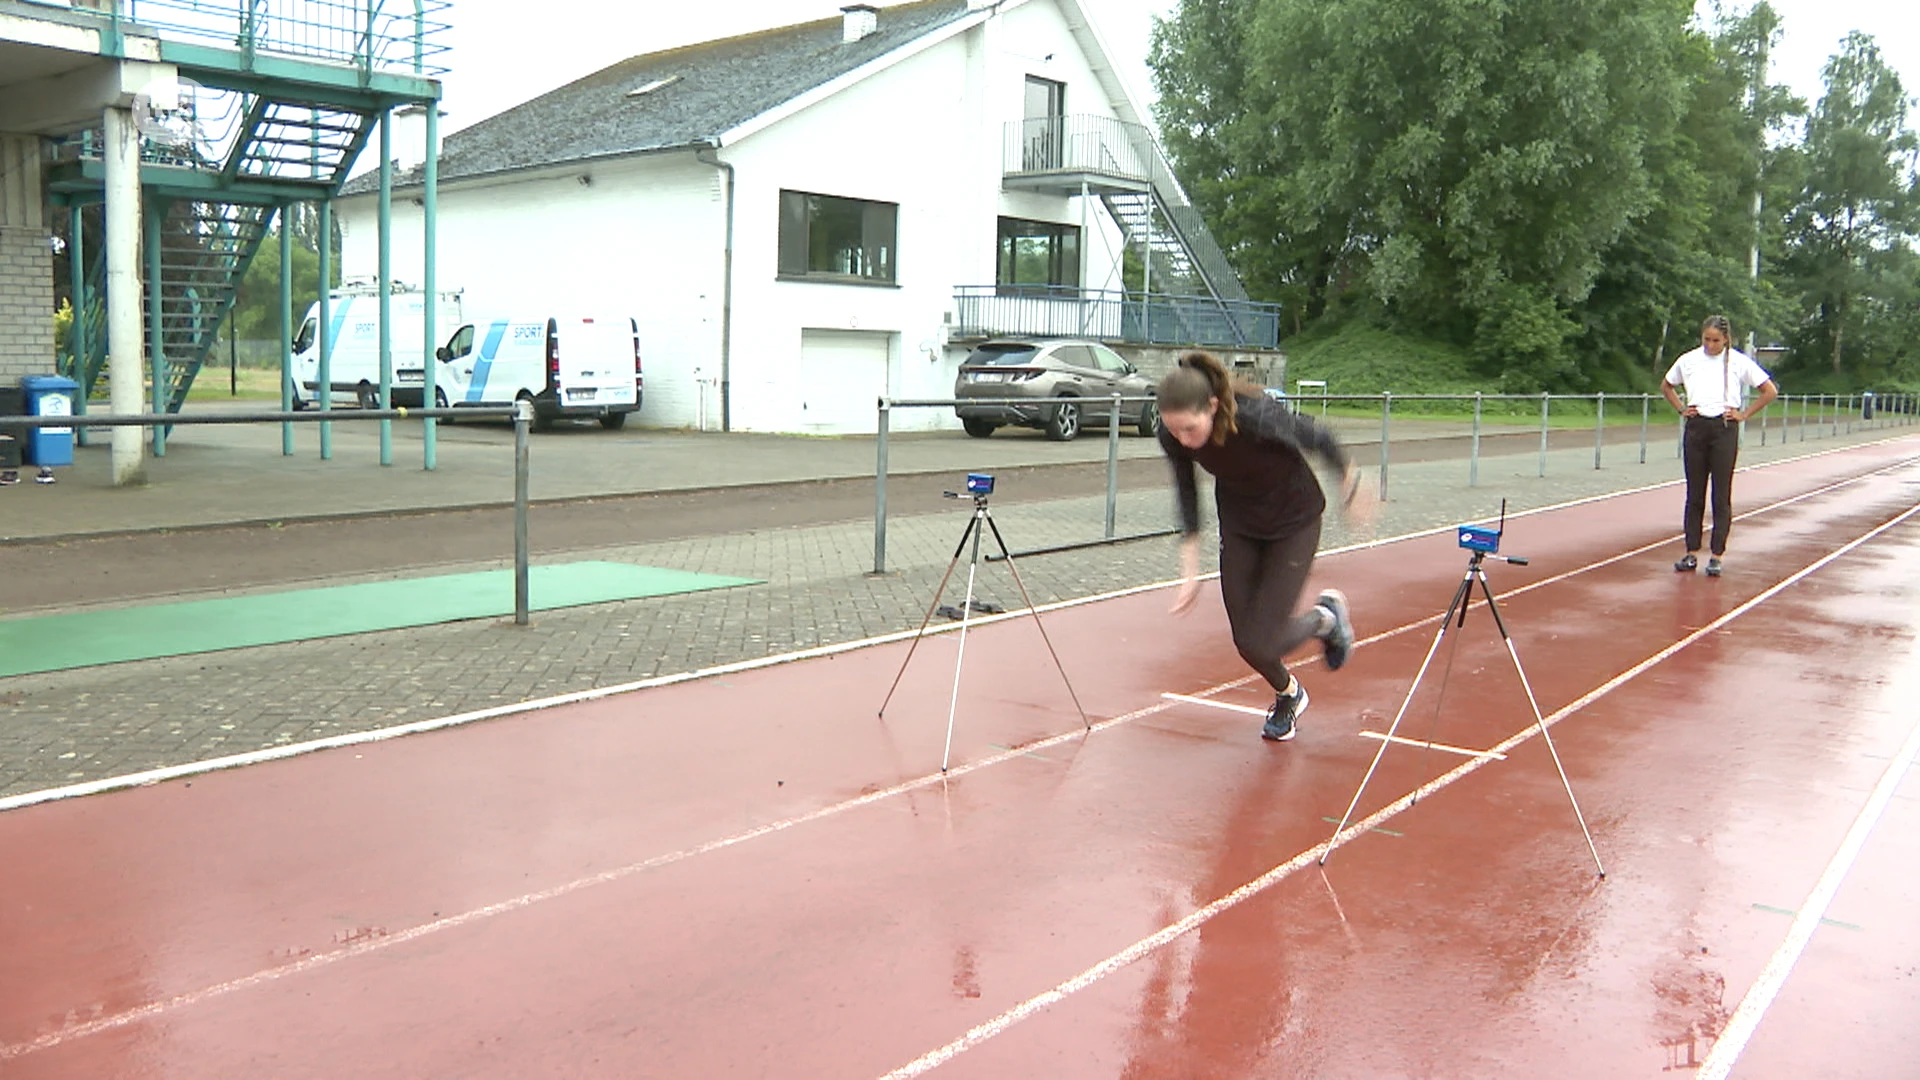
[1154,0,1699,385]
[1779,32,1919,376]
[1573,2,1803,386]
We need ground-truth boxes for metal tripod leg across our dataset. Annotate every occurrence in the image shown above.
[1320,566,1475,865]
[939,507,989,771]
[1474,569,1607,877]
[983,511,1089,730]
[878,510,980,719]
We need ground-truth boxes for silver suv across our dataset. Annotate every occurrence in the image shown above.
[953,339,1158,441]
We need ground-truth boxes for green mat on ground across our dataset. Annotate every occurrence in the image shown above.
[0,561,761,678]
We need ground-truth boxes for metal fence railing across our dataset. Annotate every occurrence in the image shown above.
[108,0,454,75]
[952,286,1282,349]
[869,391,1918,574]
[1,403,534,621]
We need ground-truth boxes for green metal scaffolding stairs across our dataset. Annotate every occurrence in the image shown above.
[59,95,380,414]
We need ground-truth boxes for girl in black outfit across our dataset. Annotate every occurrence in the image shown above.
[1157,351,1369,741]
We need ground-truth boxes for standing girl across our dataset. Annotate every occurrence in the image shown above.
[1660,315,1778,577]
[1158,351,1370,741]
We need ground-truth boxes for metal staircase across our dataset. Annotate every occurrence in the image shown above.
[1001,114,1276,347]
[147,198,280,412]
[43,0,447,417]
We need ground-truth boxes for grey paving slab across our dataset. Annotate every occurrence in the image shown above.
[0,413,1913,799]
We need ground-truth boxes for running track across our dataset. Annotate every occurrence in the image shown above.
[3,437,1918,1078]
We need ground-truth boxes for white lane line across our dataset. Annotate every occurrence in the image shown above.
[1357,731,1507,760]
[6,464,1916,1062]
[4,450,1912,815]
[1161,692,1270,717]
[0,679,1262,1063]
[876,501,1920,1079]
[1696,695,1920,1078]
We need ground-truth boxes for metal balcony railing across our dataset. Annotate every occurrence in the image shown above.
[954,286,1281,349]
[1003,114,1249,306]
[95,0,453,75]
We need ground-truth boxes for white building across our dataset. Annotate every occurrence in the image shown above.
[337,0,1265,434]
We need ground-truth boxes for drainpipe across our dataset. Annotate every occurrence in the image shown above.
[696,142,734,431]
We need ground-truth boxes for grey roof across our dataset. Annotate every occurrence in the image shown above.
[344,0,971,195]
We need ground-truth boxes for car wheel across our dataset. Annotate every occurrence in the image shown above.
[1045,398,1080,441]
[519,392,553,432]
[355,382,378,410]
[1136,401,1160,438]
[434,387,457,423]
[962,418,998,438]
[598,411,627,431]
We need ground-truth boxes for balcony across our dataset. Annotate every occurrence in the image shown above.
[954,286,1280,349]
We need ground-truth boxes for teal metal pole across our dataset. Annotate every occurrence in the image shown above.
[145,198,166,457]
[280,203,294,454]
[378,108,393,466]
[318,199,333,459]
[69,204,89,447]
[422,101,439,470]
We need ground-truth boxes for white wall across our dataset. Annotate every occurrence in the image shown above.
[335,0,1138,435]
[337,153,723,430]
[719,0,1135,434]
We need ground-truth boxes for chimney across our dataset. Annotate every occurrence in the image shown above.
[390,102,446,173]
[841,4,878,43]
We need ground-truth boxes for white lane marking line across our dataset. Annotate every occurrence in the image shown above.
[0,680,1264,1062]
[1697,702,1920,1078]
[8,474,1917,1063]
[1161,692,1270,718]
[876,500,1920,1079]
[5,451,1912,814]
[1357,731,1507,760]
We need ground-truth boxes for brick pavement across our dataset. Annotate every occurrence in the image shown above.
[1,425,1913,798]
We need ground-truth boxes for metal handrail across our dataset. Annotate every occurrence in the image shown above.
[2,404,536,623]
[858,390,1916,574]
[107,0,455,75]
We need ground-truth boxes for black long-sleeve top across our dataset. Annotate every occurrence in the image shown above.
[1158,393,1351,539]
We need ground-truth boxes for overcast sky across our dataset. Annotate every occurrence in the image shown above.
[433,0,1918,137]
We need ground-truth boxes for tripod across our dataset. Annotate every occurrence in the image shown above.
[1320,543,1606,877]
[878,486,1088,772]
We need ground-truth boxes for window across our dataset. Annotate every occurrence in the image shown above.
[997,217,1080,293]
[1023,76,1065,170]
[778,190,898,285]
[443,324,473,360]
[1089,344,1130,374]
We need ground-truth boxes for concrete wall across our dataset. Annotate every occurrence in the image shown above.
[1119,345,1287,390]
[0,134,53,386]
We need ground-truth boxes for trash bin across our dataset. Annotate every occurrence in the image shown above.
[1862,392,1874,420]
[20,374,78,468]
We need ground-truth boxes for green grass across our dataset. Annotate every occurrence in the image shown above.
[1280,324,1657,425]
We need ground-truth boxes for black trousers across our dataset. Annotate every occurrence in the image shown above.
[1218,519,1323,695]
[1682,415,1740,556]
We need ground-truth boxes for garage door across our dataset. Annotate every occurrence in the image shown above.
[799,329,892,434]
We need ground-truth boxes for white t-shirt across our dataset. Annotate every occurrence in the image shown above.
[1665,346,1770,419]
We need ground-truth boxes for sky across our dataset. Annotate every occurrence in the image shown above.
[433,0,1918,137]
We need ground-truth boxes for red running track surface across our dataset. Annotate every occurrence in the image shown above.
[3,437,1919,1079]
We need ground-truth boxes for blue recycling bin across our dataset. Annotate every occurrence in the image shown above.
[21,374,78,468]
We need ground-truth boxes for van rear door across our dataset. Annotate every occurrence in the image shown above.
[553,316,638,408]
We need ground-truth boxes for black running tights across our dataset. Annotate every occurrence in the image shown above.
[1217,519,1324,695]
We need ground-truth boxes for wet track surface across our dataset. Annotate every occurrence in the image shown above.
[2,440,1917,1077]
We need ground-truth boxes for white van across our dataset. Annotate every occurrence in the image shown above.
[290,286,465,409]
[436,314,643,430]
